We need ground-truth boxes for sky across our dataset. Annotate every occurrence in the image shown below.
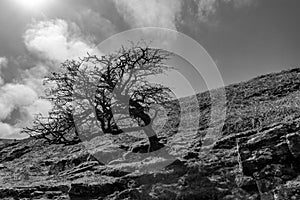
[0,0,300,139]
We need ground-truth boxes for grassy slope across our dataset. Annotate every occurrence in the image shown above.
[179,68,300,133]
[156,68,299,143]
[221,68,300,134]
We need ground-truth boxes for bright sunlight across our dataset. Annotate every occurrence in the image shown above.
[14,0,49,10]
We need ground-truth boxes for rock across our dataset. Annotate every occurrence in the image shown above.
[235,175,258,193]
[274,181,300,200]
[0,145,31,162]
[45,191,63,199]
[48,154,100,175]
[0,163,6,169]
[130,139,165,153]
[213,129,258,149]
[69,179,126,198]
[100,168,130,177]
[238,123,298,176]
[60,161,100,177]
[286,132,300,158]
[0,184,70,199]
[31,190,44,197]
[107,188,144,200]
[183,151,199,160]
[236,121,300,198]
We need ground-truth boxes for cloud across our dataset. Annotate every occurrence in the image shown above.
[25,99,52,118]
[24,19,95,62]
[0,18,103,139]
[0,83,38,120]
[223,0,256,8]
[1,11,115,139]
[113,0,182,30]
[195,0,256,22]
[0,122,20,139]
[196,0,218,22]
[22,64,49,95]
[0,57,7,67]
[22,19,100,96]
[75,9,117,42]
[0,83,52,139]
[0,57,47,139]
[113,0,255,30]
[0,57,8,85]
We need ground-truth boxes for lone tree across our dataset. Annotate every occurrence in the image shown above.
[23,42,174,151]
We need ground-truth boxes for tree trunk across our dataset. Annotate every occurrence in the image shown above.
[144,126,164,152]
[129,100,164,152]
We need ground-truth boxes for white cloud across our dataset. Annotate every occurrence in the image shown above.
[223,0,255,8]
[24,19,95,62]
[0,84,38,120]
[0,57,8,85]
[0,58,46,139]
[196,0,218,22]
[0,57,7,67]
[0,18,103,139]
[17,98,52,129]
[195,0,256,22]
[113,0,255,29]
[76,9,117,42]
[0,122,21,139]
[0,83,52,139]
[22,64,49,95]
[26,99,52,119]
[1,16,111,139]
[113,0,182,30]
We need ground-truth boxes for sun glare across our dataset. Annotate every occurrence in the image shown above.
[15,0,49,10]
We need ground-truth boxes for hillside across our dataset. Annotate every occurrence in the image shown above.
[0,139,17,145]
[0,68,300,200]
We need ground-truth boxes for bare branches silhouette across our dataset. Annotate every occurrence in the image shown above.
[23,42,174,151]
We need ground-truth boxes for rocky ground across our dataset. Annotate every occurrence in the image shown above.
[1,68,300,200]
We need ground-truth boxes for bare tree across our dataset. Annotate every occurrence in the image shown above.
[23,42,174,150]
[21,109,79,145]
[82,43,173,151]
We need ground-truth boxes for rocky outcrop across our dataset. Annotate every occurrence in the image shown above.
[286,132,300,158]
[274,181,300,200]
[235,121,300,199]
[1,120,299,200]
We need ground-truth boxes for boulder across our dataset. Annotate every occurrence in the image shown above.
[286,132,300,158]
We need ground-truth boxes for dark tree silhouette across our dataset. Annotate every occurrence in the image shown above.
[23,42,174,151]
[21,109,79,144]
